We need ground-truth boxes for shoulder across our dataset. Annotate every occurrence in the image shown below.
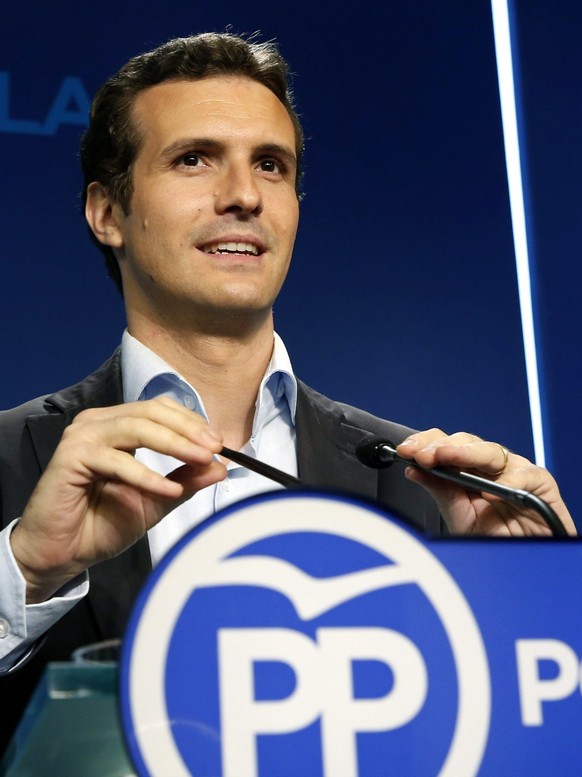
[0,349,122,429]
[297,380,419,444]
[0,349,122,470]
[295,380,442,534]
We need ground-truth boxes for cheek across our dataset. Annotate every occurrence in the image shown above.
[138,207,187,248]
[276,196,299,244]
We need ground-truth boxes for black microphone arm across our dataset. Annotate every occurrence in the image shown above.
[220,439,568,537]
[220,446,302,488]
[356,436,568,537]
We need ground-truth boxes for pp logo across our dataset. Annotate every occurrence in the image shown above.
[121,491,491,777]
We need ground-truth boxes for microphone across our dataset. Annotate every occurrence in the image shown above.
[356,436,568,537]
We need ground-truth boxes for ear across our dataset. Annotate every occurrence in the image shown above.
[85,182,124,248]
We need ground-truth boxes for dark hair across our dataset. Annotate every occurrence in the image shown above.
[80,32,304,293]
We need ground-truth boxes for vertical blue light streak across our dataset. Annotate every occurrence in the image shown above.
[491,0,546,466]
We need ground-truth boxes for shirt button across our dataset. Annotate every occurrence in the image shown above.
[0,618,10,638]
[221,478,231,492]
[183,395,195,410]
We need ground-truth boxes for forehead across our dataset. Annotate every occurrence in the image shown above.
[131,76,296,151]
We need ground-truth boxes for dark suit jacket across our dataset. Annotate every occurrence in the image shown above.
[0,349,440,752]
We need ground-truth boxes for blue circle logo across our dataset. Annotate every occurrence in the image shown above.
[121,491,491,776]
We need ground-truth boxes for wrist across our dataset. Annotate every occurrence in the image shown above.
[9,522,81,604]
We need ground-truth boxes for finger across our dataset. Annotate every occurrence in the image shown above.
[63,415,221,465]
[167,460,228,498]
[415,440,523,475]
[56,446,187,499]
[396,428,447,458]
[74,396,194,422]
[73,398,220,443]
[405,467,550,536]
[397,430,482,461]
[414,440,498,471]
[404,466,483,530]
[72,399,223,449]
[399,432,516,475]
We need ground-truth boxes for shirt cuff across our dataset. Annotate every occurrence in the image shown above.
[0,520,88,671]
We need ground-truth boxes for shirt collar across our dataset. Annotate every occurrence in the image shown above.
[120,329,297,423]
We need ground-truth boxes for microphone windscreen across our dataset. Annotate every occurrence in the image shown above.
[355,436,397,469]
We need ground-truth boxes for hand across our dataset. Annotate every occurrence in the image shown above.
[10,397,226,602]
[396,429,576,537]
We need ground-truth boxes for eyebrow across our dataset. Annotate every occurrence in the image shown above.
[160,137,297,170]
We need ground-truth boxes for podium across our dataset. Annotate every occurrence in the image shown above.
[1,663,133,777]
[3,491,582,776]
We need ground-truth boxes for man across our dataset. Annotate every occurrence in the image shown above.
[0,32,574,752]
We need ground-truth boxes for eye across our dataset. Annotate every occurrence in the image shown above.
[258,158,282,174]
[174,151,212,169]
[180,153,202,167]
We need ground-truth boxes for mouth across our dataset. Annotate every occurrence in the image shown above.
[200,240,264,257]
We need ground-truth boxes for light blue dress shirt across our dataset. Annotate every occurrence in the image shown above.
[121,330,298,564]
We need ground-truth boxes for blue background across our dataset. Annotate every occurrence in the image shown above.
[1,1,580,523]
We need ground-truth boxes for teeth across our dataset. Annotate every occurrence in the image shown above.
[205,242,259,255]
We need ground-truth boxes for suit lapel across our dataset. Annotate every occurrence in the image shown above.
[26,349,125,473]
[26,412,72,473]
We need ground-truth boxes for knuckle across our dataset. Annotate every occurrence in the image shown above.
[72,408,98,425]
[61,420,86,444]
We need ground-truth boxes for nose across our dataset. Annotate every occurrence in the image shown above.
[214,161,263,216]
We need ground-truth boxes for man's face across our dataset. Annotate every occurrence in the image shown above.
[101,76,299,331]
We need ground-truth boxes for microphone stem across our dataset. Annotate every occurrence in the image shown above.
[220,446,301,489]
[222,442,568,537]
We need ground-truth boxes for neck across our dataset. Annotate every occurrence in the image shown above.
[127,311,276,449]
